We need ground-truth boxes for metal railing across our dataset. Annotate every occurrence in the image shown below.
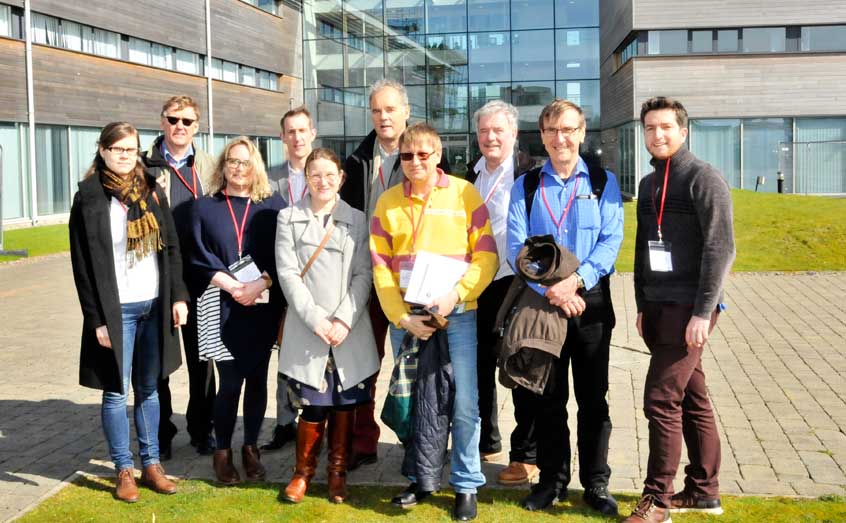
[779,140,846,196]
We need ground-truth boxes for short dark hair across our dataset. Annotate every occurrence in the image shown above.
[280,106,313,132]
[640,97,688,128]
[538,99,585,131]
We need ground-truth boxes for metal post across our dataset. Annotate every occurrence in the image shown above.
[205,0,214,151]
[777,170,784,194]
[0,145,30,257]
[24,0,38,225]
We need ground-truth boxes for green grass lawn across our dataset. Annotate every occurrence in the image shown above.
[2,190,846,271]
[19,477,846,523]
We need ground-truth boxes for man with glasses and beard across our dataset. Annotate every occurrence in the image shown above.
[142,95,216,460]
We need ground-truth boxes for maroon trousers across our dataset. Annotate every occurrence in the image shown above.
[641,302,721,506]
[351,288,389,455]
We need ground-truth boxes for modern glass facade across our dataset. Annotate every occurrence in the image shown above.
[302,0,601,176]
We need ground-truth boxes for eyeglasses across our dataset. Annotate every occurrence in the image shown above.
[399,151,435,162]
[164,115,196,126]
[106,146,139,156]
[225,158,252,169]
[542,126,582,138]
[307,173,340,182]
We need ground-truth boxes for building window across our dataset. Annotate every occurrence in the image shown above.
[512,81,555,131]
[348,36,385,87]
[386,35,427,85]
[468,31,510,82]
[742,118,793,193]
[151,43,174,69]
[691,30,713,53]
[427,83,469,132]
[0,123,28,220]
[69,126,101,182]
[556,27,599,79]
[741,27,786,53]
[716,29,738,52]
[35,125,70,216]
[241,0,280,15]
[345,0,384,38]
[426,0,466,34]
[128,37,152,65]
[554,0,598,28]
[510,0,553,30]
[647,29,687,55]
[689,119,741,188]
[801,25,846,52]
[512,30,554,80]
[31,13,60,46]
[0,5,10,37]
[175,49,201,74]
[557,80,598,129]
[386,0,425,35]
[795,118,846,194]
[467,0,508,32]
[240,66,257,86]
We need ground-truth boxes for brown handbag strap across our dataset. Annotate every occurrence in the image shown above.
[300,219,335,279]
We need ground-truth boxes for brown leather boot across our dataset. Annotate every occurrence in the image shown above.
[213,448,241,485]
[115,467,139,503]
[140,463,177,494]
[241,444,266,481]
[283,419,325,503]
[327,409,354,503]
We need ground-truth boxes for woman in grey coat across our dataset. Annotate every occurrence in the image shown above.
[275,148,379,505]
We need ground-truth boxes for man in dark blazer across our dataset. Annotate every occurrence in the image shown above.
[261,106,317,451]
[142,95,216,460]
[340,78,451,470]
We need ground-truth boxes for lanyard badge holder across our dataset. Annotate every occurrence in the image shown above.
[649,159,673,272]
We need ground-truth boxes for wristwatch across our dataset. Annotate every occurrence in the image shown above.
[575,273,585,290]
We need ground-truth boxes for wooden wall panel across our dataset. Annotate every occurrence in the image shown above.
[633,0,846,30]
[0,39,28,122]
[212,80,291,136]
[210,0,298,75]
[631,54,846,120]
[31,45,209,130]
[600,58,634,129]
[32,0,207,55]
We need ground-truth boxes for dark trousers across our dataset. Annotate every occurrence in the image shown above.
[534,287,614,491]
[214,354,271,449]
[351,287,388,455]
[509,385,537,464]
[641,302,721,506]
[158,309,216,444]
[476,275,513,453]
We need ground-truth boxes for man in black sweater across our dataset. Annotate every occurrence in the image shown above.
[625,97,735,523]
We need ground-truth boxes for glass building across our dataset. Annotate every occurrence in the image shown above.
[302,0,601,177]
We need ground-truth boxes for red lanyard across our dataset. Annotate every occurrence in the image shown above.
[407,190,432,253]
[168,162,198,200]
[377,165,386,191]
[288,172,308,204]
[540,173,580,232]
[651,158,671,241]
[482,168,507,204]
[223,189,252,258]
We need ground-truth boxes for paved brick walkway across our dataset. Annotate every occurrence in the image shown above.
[1,254,845,521]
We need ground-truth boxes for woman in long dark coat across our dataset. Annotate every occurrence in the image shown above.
[190,136,285,485]
[69,122,189,503]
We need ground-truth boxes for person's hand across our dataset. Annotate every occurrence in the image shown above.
[314,318,334,345]
[426,290,460,317]
[685,315,712,349]
[172,301,189,327]
[636,312,643,338]
[327,319,351,346]
[233,279,265,306]
[559,294,586,318]
[545,274,579,307]
[226,279,246,300]
[95,325,112,349]
[399,315,437,340]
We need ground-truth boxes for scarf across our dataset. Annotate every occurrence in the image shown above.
[101,169,163,262]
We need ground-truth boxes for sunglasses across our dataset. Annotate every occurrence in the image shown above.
[400,151,435,162]
[164,115,196,126]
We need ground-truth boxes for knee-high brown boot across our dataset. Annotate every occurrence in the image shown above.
[283,419,325,503]
[327,409,354,503]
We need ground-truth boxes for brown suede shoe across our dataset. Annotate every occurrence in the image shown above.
[242,444,266,481]
[140,463,177,494]
[497,461,540,485]
[213,448,242,485]
[115,468,139,503]
[623,494,671,523]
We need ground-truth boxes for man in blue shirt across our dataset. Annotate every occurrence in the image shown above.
[506,99,624,515]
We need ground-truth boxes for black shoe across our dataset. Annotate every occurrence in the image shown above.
[453,493,477,521]
[159,440,172,462]
[583,486,619,515]
[190,434,216,455]
[348,450,378,471]
[521,483,561,511]
[391,483,431,508]
[260,422,297,452]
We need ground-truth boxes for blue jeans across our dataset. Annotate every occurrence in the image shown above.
[390,309,485,493]
[101,299,162,471]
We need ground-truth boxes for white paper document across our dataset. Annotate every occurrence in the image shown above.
[403,250,469,305]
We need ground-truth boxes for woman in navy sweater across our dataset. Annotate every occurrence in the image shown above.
[190,137,285,484]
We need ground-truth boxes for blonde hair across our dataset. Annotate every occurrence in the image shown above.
[161,95,201,120]
[398,122,442,155]
[208,137,272,202]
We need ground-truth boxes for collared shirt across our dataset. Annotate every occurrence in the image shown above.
[161,141,195,170]
[287,163,307,204]
[367,141,399,219]
[473,154,515,280]
[506,157,624,295]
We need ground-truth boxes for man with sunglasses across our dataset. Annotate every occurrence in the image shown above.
[142,95,217,460]
[506,99,624,516]
[340,79,451,471]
